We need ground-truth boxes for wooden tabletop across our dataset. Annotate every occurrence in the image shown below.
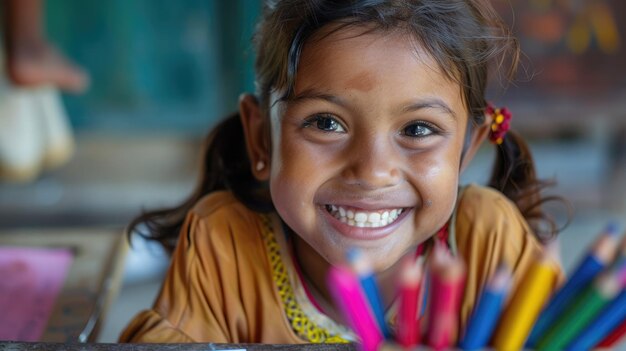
[0,228,127,342]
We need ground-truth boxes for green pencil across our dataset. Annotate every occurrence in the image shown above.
[536,268,623,351]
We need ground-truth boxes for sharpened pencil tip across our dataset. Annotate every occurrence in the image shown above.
[618,261,626,287]
[605,221,620,236]
[346,247,360,263]
[544,239,561,263]
[488,264,513,291]
[345,247,372,276]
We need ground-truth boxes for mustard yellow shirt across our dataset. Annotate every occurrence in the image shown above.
[119,184,559,343]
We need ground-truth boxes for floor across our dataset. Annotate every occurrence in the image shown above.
[1,133,624,342]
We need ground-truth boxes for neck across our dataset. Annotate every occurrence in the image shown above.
[292,235,333,305]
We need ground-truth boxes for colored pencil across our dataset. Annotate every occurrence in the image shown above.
[396,256,424,348]
[327,264,384,351]
[596,316,626,348]
[526,223,620,346]
[492,243,560,351]
[536,264,625,351]
[458,265,512,350]
[425,241,466,350]
[347,248,390,338]
[594,256,626,349]
[565,289,626,351]
[610,235,626,274]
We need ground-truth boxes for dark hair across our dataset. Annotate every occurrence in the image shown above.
[129,0,560,252]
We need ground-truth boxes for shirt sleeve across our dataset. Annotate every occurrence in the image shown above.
[118,309,194,343]
[453,185,563,328]
[119,209,232,343]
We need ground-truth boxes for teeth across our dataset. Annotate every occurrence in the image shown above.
[354,212,368,223]
[325,205,405,228]
[368,212,381,223]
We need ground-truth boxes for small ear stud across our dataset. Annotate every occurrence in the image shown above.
[255,160,265,171]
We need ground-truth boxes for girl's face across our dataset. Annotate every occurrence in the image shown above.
[267,27,470,272]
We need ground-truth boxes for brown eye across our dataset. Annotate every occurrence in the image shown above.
[403,123,434,137]
[303,114,346,133]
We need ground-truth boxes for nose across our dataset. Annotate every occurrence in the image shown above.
[340,134,402,189]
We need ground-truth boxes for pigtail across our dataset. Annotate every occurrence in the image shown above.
[127,112,272,253]
[488,130,566,243]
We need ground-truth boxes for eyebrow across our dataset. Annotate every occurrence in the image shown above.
[280,89,348,108]
[281,89,457,120]
[401,98,457,120]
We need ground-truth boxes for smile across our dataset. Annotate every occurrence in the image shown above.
[324,204,405,228]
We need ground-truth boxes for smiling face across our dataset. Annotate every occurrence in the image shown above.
[263,27,471,272]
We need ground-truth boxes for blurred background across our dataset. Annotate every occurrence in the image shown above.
[0,0,625,343]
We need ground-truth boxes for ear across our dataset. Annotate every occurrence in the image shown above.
[239,94,270,181]
[460,113,492,173]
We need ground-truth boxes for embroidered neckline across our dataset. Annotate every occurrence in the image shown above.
[258,214,350,344]
[289,243,326,314]
[257,196,462,343]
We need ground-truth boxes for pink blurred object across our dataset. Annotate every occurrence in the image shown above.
[0,246,73,341]
[327,264,384,351]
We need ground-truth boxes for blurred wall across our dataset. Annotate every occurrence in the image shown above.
[46,0,260,134]
[45,0,626,133]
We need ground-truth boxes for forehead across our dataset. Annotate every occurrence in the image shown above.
[286,25,465,112]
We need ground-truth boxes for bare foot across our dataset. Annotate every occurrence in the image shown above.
[6,41,89,93]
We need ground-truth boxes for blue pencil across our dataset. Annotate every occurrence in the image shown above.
[566,261,626,351]
[459,265,512,350]
[346,248,390,338]
[565,288,626,351]
[527,223,620,347]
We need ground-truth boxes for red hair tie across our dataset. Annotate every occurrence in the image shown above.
[486,103,512,145]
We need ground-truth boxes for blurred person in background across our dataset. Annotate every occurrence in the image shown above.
[0,0,89,182]
[4,0,88,92]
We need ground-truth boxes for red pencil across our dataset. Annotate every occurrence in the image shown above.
[425,241,466,350]
[596,318,626,348]
[396,256,424,348]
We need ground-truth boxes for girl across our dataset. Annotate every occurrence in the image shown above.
[120,0,561,344]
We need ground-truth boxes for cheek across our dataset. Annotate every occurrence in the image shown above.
[268,131,330,223]
[410,145,462,215]
[421,165,458,210]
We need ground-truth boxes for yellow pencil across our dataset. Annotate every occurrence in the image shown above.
[492,244,560,351]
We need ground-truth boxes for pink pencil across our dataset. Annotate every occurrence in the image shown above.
[396,256,425,348]
[327,264,384,351]
[426,241,467,350]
